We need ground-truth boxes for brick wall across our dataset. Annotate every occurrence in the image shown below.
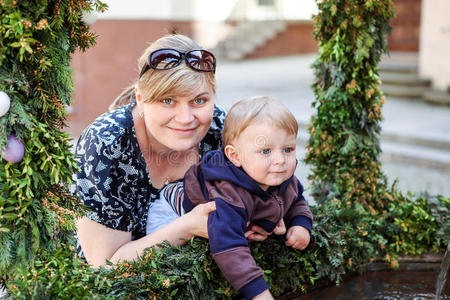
[388,0,422,51]
[68,20,194,138]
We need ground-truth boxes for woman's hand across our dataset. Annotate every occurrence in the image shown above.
[245,219,287,242]
[245,224,270,242]
[272,219,286,235]
[185,201,216,238]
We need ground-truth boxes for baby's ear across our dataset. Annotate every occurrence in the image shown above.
[224,145,241,167]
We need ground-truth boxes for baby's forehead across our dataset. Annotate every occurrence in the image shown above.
[245,120,290,132]
[239,121,296,141]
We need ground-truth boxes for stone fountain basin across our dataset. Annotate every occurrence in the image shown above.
[280,253,449,300]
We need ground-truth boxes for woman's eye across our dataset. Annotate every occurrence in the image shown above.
[260,149,270,155]
[161,98,173,105]
[284,147,294,153]
[193,98,206,105]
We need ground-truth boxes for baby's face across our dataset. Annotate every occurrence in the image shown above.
[232,122,297,191]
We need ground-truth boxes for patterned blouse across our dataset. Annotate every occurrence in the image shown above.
[72,102,225,255]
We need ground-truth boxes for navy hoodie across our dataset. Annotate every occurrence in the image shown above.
[183,150,313,300]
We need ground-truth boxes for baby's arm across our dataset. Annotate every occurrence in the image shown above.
[252,289,275,300]
[285,225,310,250]
[283,178,313,249]
[209,198,271,300]
[159,181,185,215]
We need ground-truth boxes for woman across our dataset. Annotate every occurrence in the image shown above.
[73,34,274,269]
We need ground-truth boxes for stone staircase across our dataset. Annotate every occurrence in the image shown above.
[212,20,286,61]
[379,52,450,105]
[423,89,450,106]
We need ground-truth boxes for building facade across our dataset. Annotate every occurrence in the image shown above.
[68,0,435,138]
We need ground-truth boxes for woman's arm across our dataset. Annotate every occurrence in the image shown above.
[76,201,216,268]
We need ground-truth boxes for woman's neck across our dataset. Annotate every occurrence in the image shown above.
[147,144,198,167]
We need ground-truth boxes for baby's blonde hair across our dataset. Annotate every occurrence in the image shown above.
[223,96,298,146]
[109,34,216,110]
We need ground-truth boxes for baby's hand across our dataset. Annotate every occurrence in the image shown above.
[272,219,286,235]
[285,226,310,250]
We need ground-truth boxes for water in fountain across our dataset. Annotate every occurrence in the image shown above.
[436,240,450,300]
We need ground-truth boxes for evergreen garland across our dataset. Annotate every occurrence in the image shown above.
[305,0,394,210]
[0,0,106,275]
[7,193,448,299]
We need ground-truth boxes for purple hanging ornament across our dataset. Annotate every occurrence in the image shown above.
[0,91,11,117]
[2,135,25,163]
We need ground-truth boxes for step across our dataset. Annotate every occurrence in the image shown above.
[380,84,426,98]
[381,51,418,64]
[382,131,450,152]
[378,62,418,74]
[297,117,450,153]
[379,72,431,87]
[380,140,450,170]
[296,117,450,170]
[296,133,450,171]
[423,89,450,106]
[212,20,287,62]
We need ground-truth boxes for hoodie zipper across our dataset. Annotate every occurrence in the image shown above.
[270,192,283,227]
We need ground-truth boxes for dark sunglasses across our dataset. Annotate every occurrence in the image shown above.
[139,48,216,78]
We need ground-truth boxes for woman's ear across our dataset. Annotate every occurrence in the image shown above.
[135,86,144,116]
[224,145,241,167]
[135,86,142,102]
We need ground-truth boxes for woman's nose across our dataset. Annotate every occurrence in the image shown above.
[174,104,194,124]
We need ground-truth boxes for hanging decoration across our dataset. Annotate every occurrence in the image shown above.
[1,134,25,163]
[0,91,11,117]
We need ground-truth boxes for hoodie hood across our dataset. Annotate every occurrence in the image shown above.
[199,150,294,199]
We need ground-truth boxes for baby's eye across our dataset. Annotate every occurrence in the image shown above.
[284,147,295,153]
[193,98,206,105]
[260,149,271,155]
[161,98,173,105]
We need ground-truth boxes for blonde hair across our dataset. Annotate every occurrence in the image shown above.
[223,96,298,146]
[109,34,216,111]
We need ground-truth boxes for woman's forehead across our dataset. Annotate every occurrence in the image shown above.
[168,83,213,99]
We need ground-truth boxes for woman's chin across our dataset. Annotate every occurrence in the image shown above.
[165,140,199,153]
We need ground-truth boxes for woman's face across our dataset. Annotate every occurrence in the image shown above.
[138,84,215,153]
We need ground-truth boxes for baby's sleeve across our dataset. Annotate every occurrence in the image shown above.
[284,179,313,232]
[208,198,268,300]
[158,181,185,216]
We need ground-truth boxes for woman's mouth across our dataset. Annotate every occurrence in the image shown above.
[169,127,197,135]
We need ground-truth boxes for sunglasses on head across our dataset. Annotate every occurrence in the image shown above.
[139,48,216,78]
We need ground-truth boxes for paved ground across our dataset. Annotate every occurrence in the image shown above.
[214,54,450,200]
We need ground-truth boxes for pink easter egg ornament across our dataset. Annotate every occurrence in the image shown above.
[2,135,25,163]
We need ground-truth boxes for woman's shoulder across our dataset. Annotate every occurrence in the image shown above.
[79,103,135,147]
